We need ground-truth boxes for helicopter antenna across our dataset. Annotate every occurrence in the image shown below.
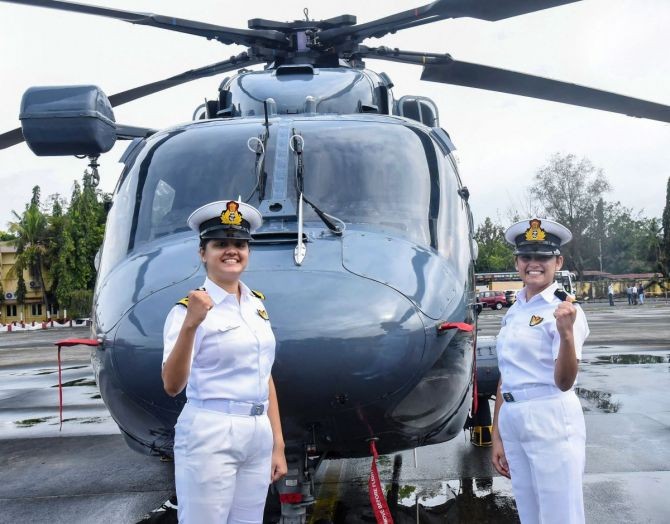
[263,100,271,135]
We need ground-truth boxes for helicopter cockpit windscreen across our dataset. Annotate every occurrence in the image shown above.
[100,118,439,279]
[296,120,438,247]
[133,123,265,246]
[99,122,266,274]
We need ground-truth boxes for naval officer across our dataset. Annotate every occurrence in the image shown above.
[162,199,287,523]
[491,218,589,524]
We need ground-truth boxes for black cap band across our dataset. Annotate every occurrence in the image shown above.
[199,216,251,240]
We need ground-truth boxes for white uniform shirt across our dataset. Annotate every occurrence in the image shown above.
[496,282,589,392]
[162,277,275,402]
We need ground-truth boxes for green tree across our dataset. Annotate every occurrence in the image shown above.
[0,231,17,241]
[68,289,94,318]
[55,171,107,309]
[662,177,670,276]
[16,274,27,319]
[43,194,67,312]
[8,186,49,312]
[474,217,515,272]
[531,153,611,277]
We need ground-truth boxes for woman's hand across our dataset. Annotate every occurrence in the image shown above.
[554,301,576,337]
[491,434,510,478]
[271,445,288,482]
[185,289,214,328]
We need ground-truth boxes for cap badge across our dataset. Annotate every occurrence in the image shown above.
[529,315,544,327]
[257,309,269,321]
[221,201,243,226]
[524,219,546,242]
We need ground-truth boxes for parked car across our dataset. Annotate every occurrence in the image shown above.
[478,290,507,310]
[504,290,517,306]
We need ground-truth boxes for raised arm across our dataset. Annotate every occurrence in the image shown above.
[162,290,213,396]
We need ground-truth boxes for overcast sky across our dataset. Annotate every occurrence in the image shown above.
[1,0,669,231]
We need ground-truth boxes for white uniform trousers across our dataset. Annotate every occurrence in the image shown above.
[498,390,586,524]
[174,402,273,523]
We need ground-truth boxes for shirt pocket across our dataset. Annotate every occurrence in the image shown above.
[516,325,548,350]
[194,325,242,368]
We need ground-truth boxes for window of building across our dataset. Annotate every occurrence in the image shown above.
[6,305,17,317]
[31,304,42,316]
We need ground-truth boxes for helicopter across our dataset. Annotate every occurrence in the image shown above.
[2,1,670,522]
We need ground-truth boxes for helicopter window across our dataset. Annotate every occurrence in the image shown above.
[152,180,176,227]
[295,121,439,247]
[101,124,268,257]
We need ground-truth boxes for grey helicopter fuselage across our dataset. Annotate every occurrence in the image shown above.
[90,65,478,459]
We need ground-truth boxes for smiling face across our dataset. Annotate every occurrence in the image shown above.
[200,238,249,286]
[515,253,564,297]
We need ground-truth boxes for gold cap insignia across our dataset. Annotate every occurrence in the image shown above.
[221,201,243,226]
[524,219,546,242]
[257,309,269,321]
[529,315,544,326]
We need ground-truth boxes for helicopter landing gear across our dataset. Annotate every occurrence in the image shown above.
[274,448,320,524]
[468,395,493,447]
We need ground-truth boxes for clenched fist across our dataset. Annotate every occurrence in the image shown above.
[554,301,576,337]
[184,289,214,327]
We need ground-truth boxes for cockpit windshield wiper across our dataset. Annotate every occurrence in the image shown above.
[291,130,345,236]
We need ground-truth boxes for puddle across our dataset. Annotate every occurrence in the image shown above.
[51,378,97,388]
[14,416,57,428]
[576,387,621,413]
[51,416,105,425]
[362,477,517,522]
[592,354,670,365]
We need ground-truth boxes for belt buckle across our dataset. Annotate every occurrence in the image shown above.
[250,403,264,416]
[502,392,515,402]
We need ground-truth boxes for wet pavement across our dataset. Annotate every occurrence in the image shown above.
[1,302,669,523]
[0,328,173,523]
[311,300,670,523]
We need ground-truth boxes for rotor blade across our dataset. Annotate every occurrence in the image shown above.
[0,53,263,150]
[421,60,670,123]
[1,0,287,47]
[319,0,580,46]
[0,128,24,150]
[108,53,262,106]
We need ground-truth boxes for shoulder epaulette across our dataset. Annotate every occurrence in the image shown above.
[554,289,578,303]
[251,289,265,300]
[176,297,189,308]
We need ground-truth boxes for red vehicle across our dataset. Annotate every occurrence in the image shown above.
[478,290,507,310]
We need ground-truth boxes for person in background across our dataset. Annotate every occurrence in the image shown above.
[491,218,589,524]
[638,283,645,305]
[607,283,614,306]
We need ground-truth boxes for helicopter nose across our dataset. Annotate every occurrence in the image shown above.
[245,268,426,415]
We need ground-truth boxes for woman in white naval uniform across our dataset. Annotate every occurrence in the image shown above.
[491,218,589,524]
[162,199,287,523]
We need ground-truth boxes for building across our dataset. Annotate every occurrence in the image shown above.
[0,241,49,325]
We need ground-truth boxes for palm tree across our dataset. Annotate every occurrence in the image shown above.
[8,200,49,317]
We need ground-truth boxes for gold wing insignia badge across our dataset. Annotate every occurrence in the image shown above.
[529,315,544,326]
[221,200,243,226]
[257,309,269,321]
[524,219,546,242]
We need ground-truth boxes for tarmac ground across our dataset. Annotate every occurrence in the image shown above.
[1,300,669,523]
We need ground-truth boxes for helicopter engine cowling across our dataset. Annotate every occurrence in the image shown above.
[218,67,390,117]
